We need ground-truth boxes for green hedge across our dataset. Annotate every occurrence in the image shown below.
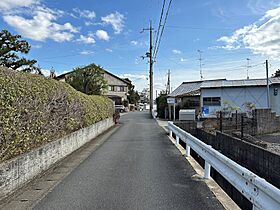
[0,67,114,162]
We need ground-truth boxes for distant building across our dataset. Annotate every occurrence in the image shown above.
[168,79,225,116]
[56,70,130,105]
[139,88,149,104]
[169,78,280,117]
[200,78,280,116]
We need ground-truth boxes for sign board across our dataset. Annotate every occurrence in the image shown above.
[202,107,209,116]
[167,97,176,104]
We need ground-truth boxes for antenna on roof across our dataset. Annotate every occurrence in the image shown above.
[198,50,204,80]
[246,58,251,80]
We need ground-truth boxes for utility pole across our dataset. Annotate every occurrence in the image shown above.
[141,20,154,115]
[266,60,270,108]
[246,58,251,80]
[198,50,203,80]
[166,69,171,94]
[149,20,153,114]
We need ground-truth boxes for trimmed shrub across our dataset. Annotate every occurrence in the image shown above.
[0,67,114,162]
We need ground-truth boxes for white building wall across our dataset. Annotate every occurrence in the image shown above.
[201,86,268,115]
[270,84,280,115]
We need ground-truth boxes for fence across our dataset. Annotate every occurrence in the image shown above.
[214,109,280,136]
[168,121,280,210]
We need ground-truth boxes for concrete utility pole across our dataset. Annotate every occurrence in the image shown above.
[266,60,270,108]
[166,69,171,94]
[149,20,153,114]
[198,50,203,80]
[142,21,154,115]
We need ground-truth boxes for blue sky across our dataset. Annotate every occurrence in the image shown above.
[1,0,280,94]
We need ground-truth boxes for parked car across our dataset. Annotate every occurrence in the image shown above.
[115,105,125,112]
[138,103,144,111]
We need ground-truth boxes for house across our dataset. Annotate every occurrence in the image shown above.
[168,77,280,118]
[200,78,280,116]
[167,79,225,118]
[56,70,130,105]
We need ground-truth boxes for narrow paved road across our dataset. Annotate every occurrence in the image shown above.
[35,112,224,210]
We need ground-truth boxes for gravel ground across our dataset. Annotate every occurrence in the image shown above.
[257,133,280,155]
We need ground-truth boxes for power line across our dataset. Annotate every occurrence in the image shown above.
[165,25,280,32]
[153,0,166,56]
[153,0,173,60]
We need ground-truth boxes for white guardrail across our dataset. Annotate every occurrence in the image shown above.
[168,121,280,210]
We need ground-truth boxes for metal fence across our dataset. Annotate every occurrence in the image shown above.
[217,111,258,137]
[168,122,280,210]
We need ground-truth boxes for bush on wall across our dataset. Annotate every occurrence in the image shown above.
[0,67,114,162]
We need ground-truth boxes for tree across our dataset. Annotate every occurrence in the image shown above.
[156,91,168,118]
[66,63,108,95]
[124,78,140,104]
[0,30,40,73]
[272,69,280,77]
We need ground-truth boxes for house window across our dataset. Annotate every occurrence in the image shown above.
[109,85,114,91]
[119,86,125,92]
[203,97,221,106]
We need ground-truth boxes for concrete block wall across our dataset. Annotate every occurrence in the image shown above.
[0,117,114,200]
[253,109,280,134]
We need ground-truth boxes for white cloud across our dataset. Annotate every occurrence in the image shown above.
[0,0,39,11]
[41,69,50,77]
[172,49,181,54]
[73,8,96,19]
[80,50,94,55]
[3,6,77,42]
[77,34,95,44]
[31,44,42,49]
[105,48,113,52]
[217,6,280,58]
[85,21,93,26]
[180,58,187,62]
[95,30,109,41]
[101,12,124,34]
[130,40,138,45]
[247,0,280,15]
[119,73,148,80]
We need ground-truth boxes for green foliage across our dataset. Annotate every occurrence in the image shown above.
[66,63,108,95]
[156,92,168,118]
[243,102,256,110]
[0,30,40,74]
[122,99,129,107]
[0,67,114,162]
[124,78,140,104]
[222,101,240,112]
[272,69,280,77]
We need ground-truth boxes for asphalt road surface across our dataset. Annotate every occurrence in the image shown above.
[34,111,224,210]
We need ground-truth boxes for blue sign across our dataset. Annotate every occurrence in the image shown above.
[202,107,209,115]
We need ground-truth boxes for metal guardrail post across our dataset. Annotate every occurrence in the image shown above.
[204,161,211,179]
[186,144,190,157]
[168,121,280,209]
[176,136,179,145]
